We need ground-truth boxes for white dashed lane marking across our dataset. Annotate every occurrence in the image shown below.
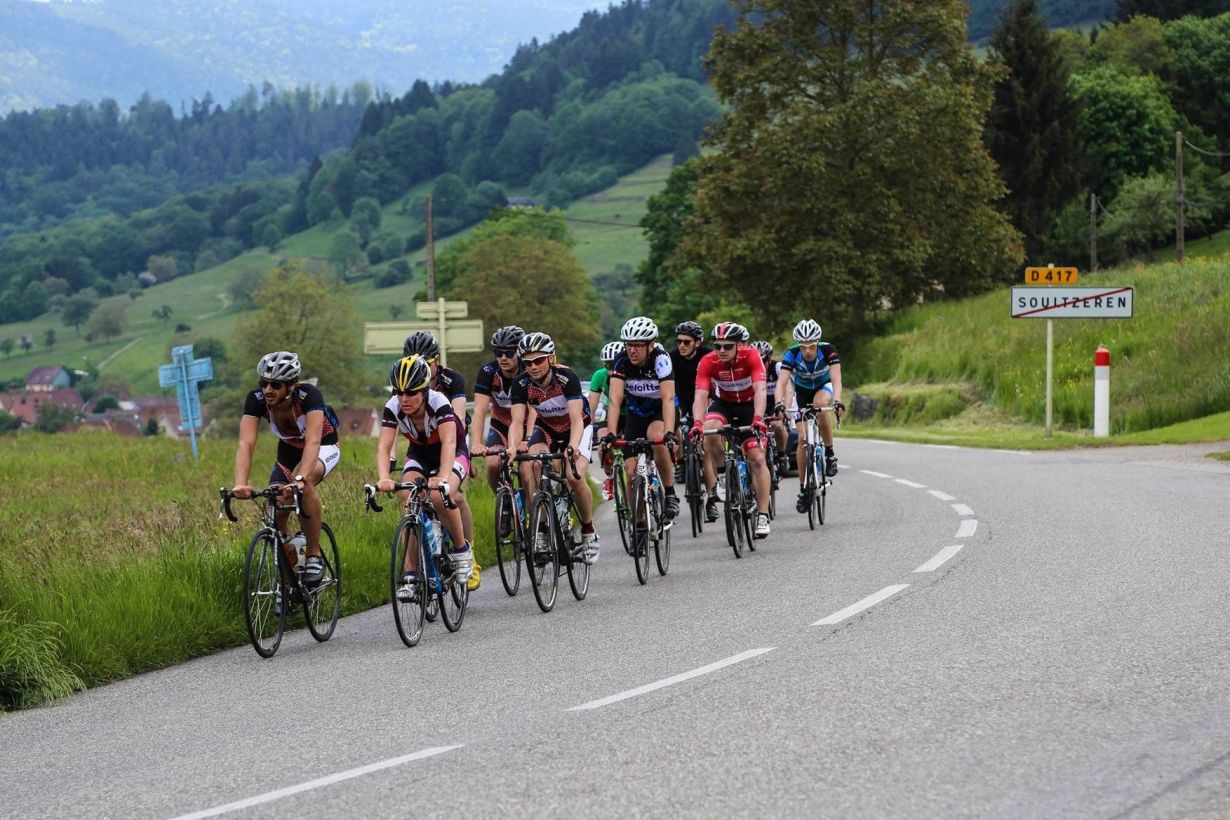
[914,545,964,573]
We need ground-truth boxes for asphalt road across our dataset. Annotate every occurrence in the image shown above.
[2,439,1229,819]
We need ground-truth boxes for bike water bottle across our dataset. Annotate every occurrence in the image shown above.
[555,495,569,528]
[290,532,307,571]
[738,460,749,492]
[423,516,443,556]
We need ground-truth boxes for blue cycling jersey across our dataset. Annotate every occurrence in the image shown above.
[780,343,840,390]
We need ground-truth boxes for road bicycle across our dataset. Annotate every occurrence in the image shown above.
[220,485,341,658]
[763,431,781,521]
[701,426,759,559]
[798,406,838,530]
[475,449,529,597]
[364,478,468,647]
[605,444,633,555]
[515,450,591,612]
[609,438,671,584]
[680,426,706,538]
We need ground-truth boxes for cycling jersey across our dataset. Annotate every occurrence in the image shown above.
[382,389,469,477]
[432,366,467,402]
[473,360,521,431]
[610,344,673,419]
[244,383,339,448]
[780,343,840,390]
[670,345,711,415]
[511,364,591,436]
[763,359,779,397]
[695,347,766,405]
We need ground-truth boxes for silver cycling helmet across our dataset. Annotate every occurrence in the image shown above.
[620,316,659,342]
[402,330,440,359]
[257,351,301,382]
[490,325,525,349]
[518,331,555,356]
[792,319,823,343]
[751,340,773,359]
[600,341,625,364]
[675,320,704,341]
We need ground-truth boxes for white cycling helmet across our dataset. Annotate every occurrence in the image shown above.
[601,341,625,364]
[792,319,822,343]
[518,331,555,356]
[751,340,773,359]
[620,316,658,342]
[257,351,301,382]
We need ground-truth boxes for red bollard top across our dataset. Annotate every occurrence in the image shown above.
[1095,346,1110,367]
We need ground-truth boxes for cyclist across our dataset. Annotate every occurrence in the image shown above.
[690,322,773,539]
[232,351,341,586]
[775,319,845,513]
[602,316,679,520]
[470,325,526,492]
[588,341,624,499]
[508,331,600,565]
[403,330,480,591]
[669,321,709,437]
[376,355,473,600]
[753,340,789,473]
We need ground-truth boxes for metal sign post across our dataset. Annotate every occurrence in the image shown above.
[157,345,213,462]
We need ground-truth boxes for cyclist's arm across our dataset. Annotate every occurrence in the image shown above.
[508,402,527,453]
[829,363,843,405]
[776,365,795,410]
[450,395,467,421]
[435,418,458,483]
[606,378,626,437]
[376,425,398,483]
[753,380,766,420]
[660,378,676,433]
[292,409,324,485]
[568,398,586,452]
[233,414,260,489]
[587,387,601,420]
[691,387,710,427]
[470,393,491,453]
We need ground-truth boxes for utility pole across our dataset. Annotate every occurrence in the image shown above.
[1089,192,1098,272]
[425,195,437,300]
[1175,131,1185,263]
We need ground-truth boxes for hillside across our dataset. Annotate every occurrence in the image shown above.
[0,0,610,113]
[0,155,668,395]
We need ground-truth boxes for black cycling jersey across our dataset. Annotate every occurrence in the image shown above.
[670,344,711,415]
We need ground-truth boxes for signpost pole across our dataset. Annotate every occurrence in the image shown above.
[437,297,448,367]
[179,352,200,461]
[1045,319,1054,438]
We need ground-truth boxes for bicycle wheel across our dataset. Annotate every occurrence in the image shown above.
[766,447,778,521]
[685,446,704,538]
[613,465,631,556]
[724,463,744,558]
[653,487,671,576]
[438,551,468,632]
[243,532,285,658]
[527,494,560,612]
[804,444,818,530]
[494,486,523,596]
[742,470,757,552]
[565,498,590,600]
[630,476,650,585]
[390,517,426,647]
[817,475,827,526]
[304,522,341,642]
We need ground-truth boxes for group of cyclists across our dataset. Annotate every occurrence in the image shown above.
[228,316,844,603]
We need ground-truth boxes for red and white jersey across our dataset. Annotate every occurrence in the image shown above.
[695,347,765,404]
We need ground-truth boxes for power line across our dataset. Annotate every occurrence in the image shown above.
[1183,137,1230,158]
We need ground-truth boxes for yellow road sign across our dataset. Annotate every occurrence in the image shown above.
[416,300,469,319]
[1025,266,1079,285]
[364,320,485,355]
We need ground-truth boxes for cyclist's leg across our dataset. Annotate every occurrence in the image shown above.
[521,427,550,498]
[701,406,727,494]
[485,424,508,492]
[816,384,836,445]
[427,462,467,551]
[566,425,595,526]
[290,444,338,559]
[400,463,428,575]
[744,436,771,515]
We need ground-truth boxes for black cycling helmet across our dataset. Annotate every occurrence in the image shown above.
[675,321,703,341]
[402,330,440,359]
[711,321,749,342]
[390,355,431,394]
[490,325,525,349]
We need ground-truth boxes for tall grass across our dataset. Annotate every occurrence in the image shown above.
[0,430,496,710]
[850,257,1230,434]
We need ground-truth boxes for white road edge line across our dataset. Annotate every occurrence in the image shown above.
[951,503,975,517]
[812,585,910,626]
[170,745,464,819]
[956,519,978,538]
[567,648,776,711]
[928,489,956,502]
[914,545,964,573]
[860,470,893,478]
[895,478,926,489]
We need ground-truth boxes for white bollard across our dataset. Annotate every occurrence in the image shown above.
[1094,346,1110,437]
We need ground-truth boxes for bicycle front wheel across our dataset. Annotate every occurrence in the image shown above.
[817,475,827,526]
[565,497,590,600]
[494,486,523,597]
[528,494,560,612]
[390,517,426,647]
[685,447,704,538]
[304,522,341,642]
[243,532,285,658]
[724,463,744,558]
[438,553,468,633]
[630,476,650,585]
[613,465,632,555]
[653,488,671,576]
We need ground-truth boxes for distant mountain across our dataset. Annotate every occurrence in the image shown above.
[0,0,609,112]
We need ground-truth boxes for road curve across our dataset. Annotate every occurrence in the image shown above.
[2,439,1228,818]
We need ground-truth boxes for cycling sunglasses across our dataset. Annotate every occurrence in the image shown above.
[494,347,518,358]
[712,342,737,351]
[522,355,551,367]
[259,379,286,389]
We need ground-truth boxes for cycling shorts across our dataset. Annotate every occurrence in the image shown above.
[268,444,340,485]
[704,399,763,451]
[529,423,594,456]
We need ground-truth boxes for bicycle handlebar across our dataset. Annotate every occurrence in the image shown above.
[219,484,305,522]
[363,479,457,514]
[514,449,582,480]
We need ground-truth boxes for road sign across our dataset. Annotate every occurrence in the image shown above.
[157,344,213,462]
[416,300,469,319]
[1011,287,1133,319]
[1025,266,1079,285]
[364,320,485,355]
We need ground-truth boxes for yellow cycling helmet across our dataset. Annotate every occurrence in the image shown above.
[390,355,431,394]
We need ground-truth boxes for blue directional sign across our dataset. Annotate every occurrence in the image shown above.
[158,344,213,462]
